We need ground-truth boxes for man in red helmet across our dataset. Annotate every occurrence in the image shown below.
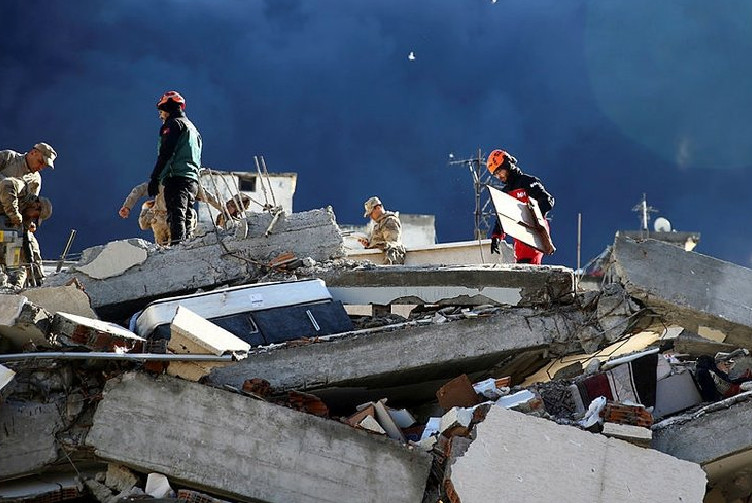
[487,149,555,264]
[147,91,202,245]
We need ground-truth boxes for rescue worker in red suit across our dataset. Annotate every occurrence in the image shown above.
[488,149,555,264]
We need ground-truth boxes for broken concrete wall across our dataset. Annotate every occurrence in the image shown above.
[0,296,52,351]
[447,407,706,503]
[44,208,345,320]
[86,372,431,503]
[610,236,752,347]
[209,306,598,402]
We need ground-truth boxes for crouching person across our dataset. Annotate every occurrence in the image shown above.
[0,180,52,288]
[18,195,52,287]
[358,196,406,265]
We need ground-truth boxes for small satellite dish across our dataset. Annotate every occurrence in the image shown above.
[654,217,672,232]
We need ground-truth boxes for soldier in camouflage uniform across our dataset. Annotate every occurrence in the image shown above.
[0,142,56,195]
[358,196,406,265]
[119,180,222,245]
[0,177,52,288]
[0,144,55,288]
[17,195,52,288]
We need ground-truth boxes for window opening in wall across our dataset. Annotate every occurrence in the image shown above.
[239,176,257,192]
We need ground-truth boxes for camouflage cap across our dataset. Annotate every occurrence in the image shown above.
[33,142,57,169]
[363,196,382,218]
[38,197,52,222]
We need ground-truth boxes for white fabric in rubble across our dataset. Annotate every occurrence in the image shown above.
[579,396,607,428]
[473,378,508,400]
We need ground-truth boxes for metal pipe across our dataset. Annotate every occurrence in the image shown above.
[206,168,234,228]
[0,352,235,362]
[259,155,278,208]
[576,212,582,290]
[254,156,270,208]
[577,212,582,272]
[264,208,283,237]
[56,229,77,272]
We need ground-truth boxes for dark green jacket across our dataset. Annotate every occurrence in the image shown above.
[150,110,201,184]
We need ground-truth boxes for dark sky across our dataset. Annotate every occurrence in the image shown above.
[2,0,752,269]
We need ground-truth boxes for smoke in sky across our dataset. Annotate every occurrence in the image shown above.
[2,0,752,267]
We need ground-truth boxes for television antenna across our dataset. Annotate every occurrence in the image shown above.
[449,148,497,240]
[632,193,658,231]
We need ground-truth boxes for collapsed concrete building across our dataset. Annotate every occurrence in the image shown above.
[1,206,752,502]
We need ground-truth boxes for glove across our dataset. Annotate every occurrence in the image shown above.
[8,214,22,227]
[147,178,159,197]
[490,237,501,255]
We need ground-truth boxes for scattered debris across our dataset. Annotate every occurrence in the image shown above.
[4,231,752,501]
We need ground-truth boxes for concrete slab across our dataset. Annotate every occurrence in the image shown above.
[652,393,752,483]
[166,360,232,382]
[611,236,752,347]
[76,240,148,279]
[0,296,52,350]
[601,422,652,448]
[208,307,593,399]
[168,306,250,356]
[0,364,15,392]
[447,406,706,503]
[45,208,345,320]
[0,295,28,326]
[0,397,66,479]
[346,239,515,265]
[0,472,82,501]
[616,230,701,251]
[86,372,431,503]
[318,264,575,308]
[165,307,248,381]
[23,283,98,318]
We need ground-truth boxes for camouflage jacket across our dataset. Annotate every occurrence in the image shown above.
[122,181,222,214]
[367,210,403,250]
[0,177,34,224]
[0,150,41,196]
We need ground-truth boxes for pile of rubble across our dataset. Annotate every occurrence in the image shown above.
[3,214,752,502]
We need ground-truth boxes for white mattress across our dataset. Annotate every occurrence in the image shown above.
[134,279,331,337]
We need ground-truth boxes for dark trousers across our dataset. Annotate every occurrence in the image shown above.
[163,176,198,245]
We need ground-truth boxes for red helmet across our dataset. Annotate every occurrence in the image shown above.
[487,149,510,175]
[156,91,186,110]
